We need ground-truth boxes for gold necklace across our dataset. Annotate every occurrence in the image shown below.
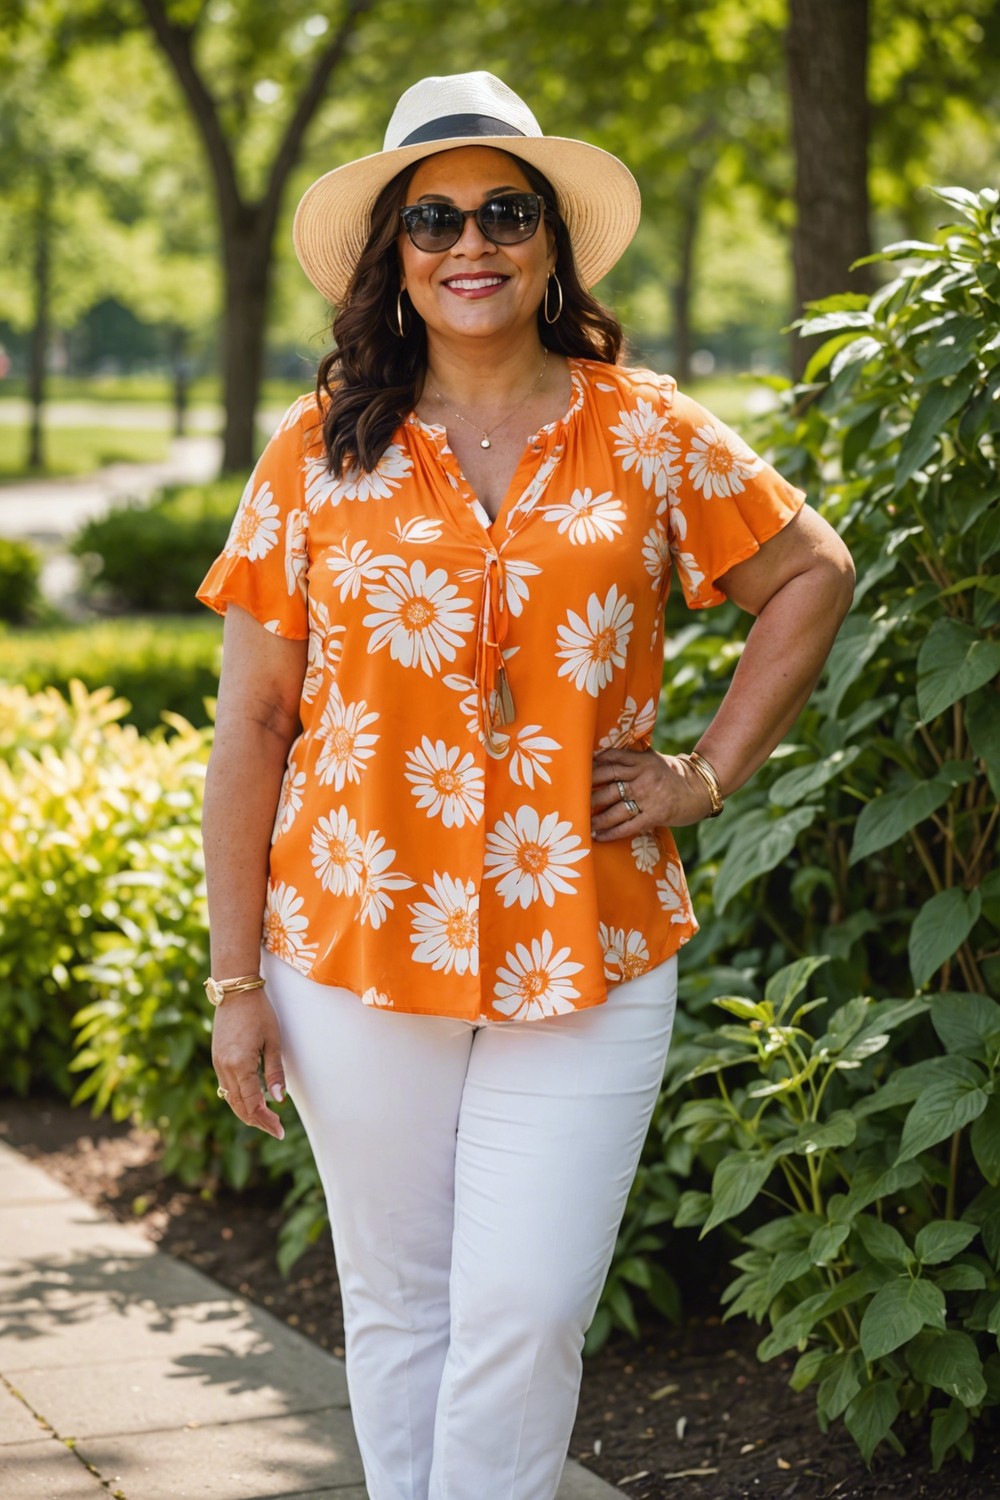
[429,349,548,450]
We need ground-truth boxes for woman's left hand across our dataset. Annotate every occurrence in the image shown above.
[591,747,714,840]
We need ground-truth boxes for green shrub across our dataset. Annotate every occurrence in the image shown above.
[668,960,1000,1470]
[0,617,222,732]
[0,538,42,624]
[71,478,242,613]
[0,680,211,1095]
[594,185,1000,1458]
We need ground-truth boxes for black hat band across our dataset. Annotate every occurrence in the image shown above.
[398,114,527,147]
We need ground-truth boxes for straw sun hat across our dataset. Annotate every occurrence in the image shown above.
[292,71,641,308]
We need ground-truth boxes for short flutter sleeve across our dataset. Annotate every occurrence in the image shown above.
[660,378,806,610]
[196,399,312,639]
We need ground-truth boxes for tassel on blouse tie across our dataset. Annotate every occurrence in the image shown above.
[476,552,515,751]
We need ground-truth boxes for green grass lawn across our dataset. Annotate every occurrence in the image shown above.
[0,425,171,482]
[0,374,309,408]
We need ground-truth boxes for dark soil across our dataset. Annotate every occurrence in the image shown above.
[2,1093,997,1500]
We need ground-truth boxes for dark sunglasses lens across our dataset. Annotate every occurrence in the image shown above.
[406,204,464,249]
[480,194,541,242]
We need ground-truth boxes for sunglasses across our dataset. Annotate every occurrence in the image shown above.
[399,192,547,252]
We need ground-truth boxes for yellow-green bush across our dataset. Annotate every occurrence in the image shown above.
[0,680,210,1094]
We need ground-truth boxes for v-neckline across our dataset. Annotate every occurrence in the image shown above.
[407,359,587,542]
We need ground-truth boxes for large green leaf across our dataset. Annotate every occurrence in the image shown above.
[859,1277,946,1360]
[769,746,861,809]
[764,955,829,1014]
[844,1379,901,1464]
[713,807,819,915]
[909,887,983,990]
[894,371,977,491]
[849,761,974,864]
[896,1064,989,1162]
[914,1219,979,1265]
[818,1349,866,1422]
[702,1151,775,1235]
[930,992,1000,1057]
[917,617,1000,723]
[907,1329,988,1407]
[930,1399,970,1472]
[915,314,982,381]
[854,1216,912,1270]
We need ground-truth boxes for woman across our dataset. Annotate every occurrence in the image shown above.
[198,71,854,1500]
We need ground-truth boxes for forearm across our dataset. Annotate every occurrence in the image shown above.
[202,720,292,976]
[696,560,854,797]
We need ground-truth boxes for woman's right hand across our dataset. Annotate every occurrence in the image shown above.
[211,988,287,1140]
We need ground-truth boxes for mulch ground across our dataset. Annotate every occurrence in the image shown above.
[2,1093,998,1500]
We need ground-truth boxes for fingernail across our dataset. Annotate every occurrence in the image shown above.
[276,1125,285,1140]
[270,1082,284,1103]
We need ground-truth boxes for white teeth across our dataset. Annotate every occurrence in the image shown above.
[446,276,505,289]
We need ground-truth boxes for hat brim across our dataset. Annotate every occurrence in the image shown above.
[292,135,641,307]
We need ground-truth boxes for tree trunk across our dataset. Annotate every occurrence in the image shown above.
[169,325,190,438]
[220,219,273,473]
[787,0,873,378]
[27,169,51,471]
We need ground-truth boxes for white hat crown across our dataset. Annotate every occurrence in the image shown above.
[384,72,543,151]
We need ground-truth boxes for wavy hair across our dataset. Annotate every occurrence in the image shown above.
[317,153,625,476]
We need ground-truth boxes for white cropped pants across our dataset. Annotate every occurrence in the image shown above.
[261,950,679,1500]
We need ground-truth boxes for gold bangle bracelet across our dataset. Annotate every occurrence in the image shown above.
[683,750,725,818]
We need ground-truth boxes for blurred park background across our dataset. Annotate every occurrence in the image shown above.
[2,0,1000,1480]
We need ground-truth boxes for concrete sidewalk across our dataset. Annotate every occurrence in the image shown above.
[0,1140,621,1500]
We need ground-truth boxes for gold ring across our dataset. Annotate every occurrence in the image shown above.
[624,798,641,817]
[216,1086,230,1101]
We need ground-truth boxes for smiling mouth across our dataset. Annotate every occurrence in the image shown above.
[441,274,509,292]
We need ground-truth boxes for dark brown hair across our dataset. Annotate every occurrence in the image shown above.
[316,152,625,475]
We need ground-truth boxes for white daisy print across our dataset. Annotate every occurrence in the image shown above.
[392,515,443,544]
[641,524,671,590]
[325,539,403,601]
[509,725,561,788]
[310,808,364,896]
[224,478,280,560]
[556,584,634,696]
[409,873,480,974]
[542,488,626,544]
[597,696,657,751]
[405,738,485,827]
[316,683,379,788]
[271,759,306,842]
[493,931,583,1020]
[657,860,694,925]
[685,422,763,499]
[263,881,317,967]
[631,832,660,873]
[484,806,588,908]
[599,924,651,982]
[358,831,414,928]
[303,443,412,511]
[363,561,474,675]
[610,399,681,497]
[672,548,707,598]
[303,598,345,705]
[361,987,392,1008]
[273,394,314,435]
[283,508,308,598]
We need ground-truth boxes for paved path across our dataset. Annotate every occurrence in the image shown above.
[0,1140,621,1500]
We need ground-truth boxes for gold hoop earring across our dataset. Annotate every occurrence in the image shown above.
[543,272,563,325]
[395,289,409,338]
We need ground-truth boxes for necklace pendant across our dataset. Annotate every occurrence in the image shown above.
[480,437,491,449]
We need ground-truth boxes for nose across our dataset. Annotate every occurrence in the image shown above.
[449,212,497,259]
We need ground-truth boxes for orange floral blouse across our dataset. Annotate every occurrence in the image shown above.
[197,359,805,1022]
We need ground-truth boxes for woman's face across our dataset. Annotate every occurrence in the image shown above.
[398,146,556,350]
